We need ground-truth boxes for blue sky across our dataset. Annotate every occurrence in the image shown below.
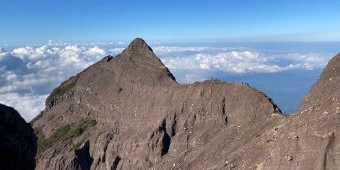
[1,1,340,121]
[1,0,340,44]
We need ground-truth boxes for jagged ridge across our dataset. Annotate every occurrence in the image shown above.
[31,38,340,170]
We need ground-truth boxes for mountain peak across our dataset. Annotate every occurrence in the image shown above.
[117,38,176,82]
[125,38,153,54]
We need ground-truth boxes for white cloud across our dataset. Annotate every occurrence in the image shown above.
[117,41,126,45]
[0,93,47,121]
[160,50,328,75]
[108,47,125,54]
[153,46,208,54]
[286,53,327,70]
[59,45,82,66]
[84,46,106,56]
[0,43,332,121]
[199,63,210,69]
[48,40,70,46]
[5,72,17,81]
[12,46,34,57]
[0,44,111,121]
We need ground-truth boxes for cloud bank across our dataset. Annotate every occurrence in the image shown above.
[154,46,329,83]
[0,43,331,121]
[0,44,113,121]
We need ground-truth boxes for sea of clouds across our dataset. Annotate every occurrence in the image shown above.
[0,41,333,121]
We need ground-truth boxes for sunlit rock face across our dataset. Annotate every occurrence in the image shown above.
[32,38,340,170]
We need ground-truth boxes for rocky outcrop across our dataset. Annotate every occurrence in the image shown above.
[0,103,37,170]
[32,38,340,170]
[262,53,340,170]
[300,53,340,111]
[32,38,282,170]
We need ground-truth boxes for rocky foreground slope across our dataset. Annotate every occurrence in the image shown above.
[0,103,36,170]
[31,38,340,170]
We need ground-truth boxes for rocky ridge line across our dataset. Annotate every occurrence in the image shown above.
[32,38,340,170]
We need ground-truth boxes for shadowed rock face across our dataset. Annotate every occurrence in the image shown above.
[32,38,340,170]
[0,103,37,170]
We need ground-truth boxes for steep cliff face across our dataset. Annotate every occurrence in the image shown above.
[262,53,340,170]
[32,38,283,170]
[0,103,37,170]
[300,53,340,111]
[32,38,340,170]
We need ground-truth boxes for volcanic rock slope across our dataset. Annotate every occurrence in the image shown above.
[0,103,37,170]
[32,38,340,170]
[264,53,340,170]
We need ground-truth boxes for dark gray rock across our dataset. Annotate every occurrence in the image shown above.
[0,103,37,170]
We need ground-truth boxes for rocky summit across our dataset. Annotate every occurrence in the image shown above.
[0,103,37,170]
[31,38,340,170]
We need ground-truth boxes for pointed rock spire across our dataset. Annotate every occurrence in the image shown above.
[117,38,176,82]
[124,38,153,55]
[128,38,152,50]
